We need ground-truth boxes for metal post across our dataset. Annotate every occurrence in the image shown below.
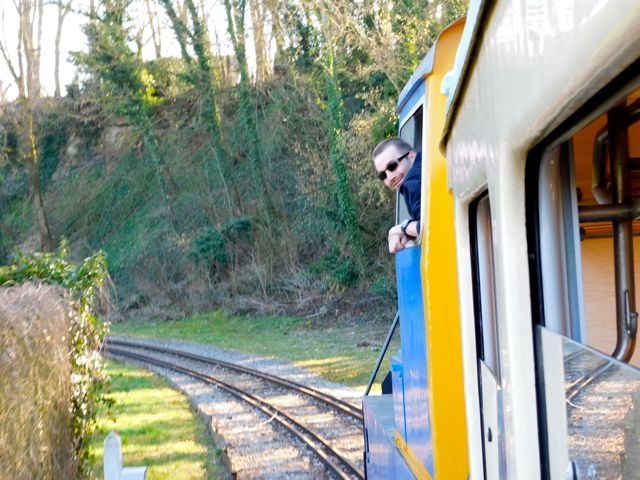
[608,105,637,361]
[364,311,399,396]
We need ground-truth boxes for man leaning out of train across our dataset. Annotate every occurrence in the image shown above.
[372,137,421,254]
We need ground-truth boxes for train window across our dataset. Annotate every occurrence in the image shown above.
[470,193,505,479]
[534,95,640,364]
[530,84,640,478]
[575,102,640,363]
[397,106,424,223]
[399,106,423,151]
[470,194,501,380]
[537,142,586,342]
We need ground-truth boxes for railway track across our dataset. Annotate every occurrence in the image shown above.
[563,346,616,404]
[561,343,640,479]
[104,338,365,480]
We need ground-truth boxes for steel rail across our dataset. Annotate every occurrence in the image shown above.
[106,346,365,480]
[107,337,363,422]
[565,359,616,404]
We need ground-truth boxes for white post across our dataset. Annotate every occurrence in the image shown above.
[103,432,123,480]
[103,431,147,480]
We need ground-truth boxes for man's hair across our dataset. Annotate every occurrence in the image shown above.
[372,137,414,159]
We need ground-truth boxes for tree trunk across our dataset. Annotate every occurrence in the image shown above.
[0,0,53,251]
[22,104,53,251]
[18,0,43,98]
[29,161,54,252]
[224,0,275,221]
[54,1,71,98]
[264,0,284,61]
[249,0,270,82]
[144,0,162,58]
[324,38,364,265]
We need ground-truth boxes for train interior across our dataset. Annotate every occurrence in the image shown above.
[572,93,640,366]
[528,79,640,477]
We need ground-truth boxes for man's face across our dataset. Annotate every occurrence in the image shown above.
[374,146,413,190]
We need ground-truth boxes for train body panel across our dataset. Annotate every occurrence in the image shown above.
[364,17,469,480]
[445,0,640,198]
[364,0,640,478]
[363,395,416,479]
[443,0,640,478]
[417,18,469,480]
[396,247,433,475]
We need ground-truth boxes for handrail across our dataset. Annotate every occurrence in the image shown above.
[364,311,400,396]
[608,105,637,362]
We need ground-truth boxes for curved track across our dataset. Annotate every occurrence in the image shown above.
[104,338,365,480]
[562,345,640,479]
[107,338,363,421]
[563,349,616,404]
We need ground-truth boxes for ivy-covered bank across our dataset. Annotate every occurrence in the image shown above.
[0,1,469,323]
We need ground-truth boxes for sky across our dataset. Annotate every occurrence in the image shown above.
[0,0,240,101]
[0,1,87,99]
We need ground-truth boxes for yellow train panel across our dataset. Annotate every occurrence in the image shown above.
[420,18,469,480]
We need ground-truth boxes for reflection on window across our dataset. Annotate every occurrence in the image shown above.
[537,327,640,478]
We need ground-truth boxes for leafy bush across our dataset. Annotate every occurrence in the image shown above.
[309,245,360,287]
[190,227,229,274]
[0,242,111,478]
[223,216,253,240]
[370,276,397,299]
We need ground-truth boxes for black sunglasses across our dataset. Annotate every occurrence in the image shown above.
[377,151,410,181]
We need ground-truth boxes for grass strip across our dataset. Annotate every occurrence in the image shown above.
[110,311,398,388]
[89,360,227,479]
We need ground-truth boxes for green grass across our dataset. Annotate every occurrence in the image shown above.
[110,311,398,389]
[89,361,226,480]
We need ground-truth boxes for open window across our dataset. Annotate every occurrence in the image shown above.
[397,106,423,224]
[532,93,640,363]
[528,77,640,478]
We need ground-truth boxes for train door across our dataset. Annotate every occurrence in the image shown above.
[528,80,640,478]
[470,194,505,479]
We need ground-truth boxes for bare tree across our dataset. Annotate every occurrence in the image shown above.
[143,0,162,58]
[0,0,53,251]
[157,0,243,218]
[248,0,270,82]
[53,0,72,97]
[263,0,283,60]
[31,0,44,97]
[0,77,8,102]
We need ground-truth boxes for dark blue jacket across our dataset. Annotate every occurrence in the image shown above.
[399,151,421,222]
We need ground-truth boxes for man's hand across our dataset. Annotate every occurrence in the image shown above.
[388,225,409,253]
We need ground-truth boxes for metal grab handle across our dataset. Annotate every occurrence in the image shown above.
[364,311,399,396]
[607,106,637,362]
[625,289,638,337]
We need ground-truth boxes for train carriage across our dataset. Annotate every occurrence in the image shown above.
[363,0,640,478]
[363,16,469,480]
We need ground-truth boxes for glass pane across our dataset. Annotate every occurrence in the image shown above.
[537,326,640,479]
[476,196,500,379]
